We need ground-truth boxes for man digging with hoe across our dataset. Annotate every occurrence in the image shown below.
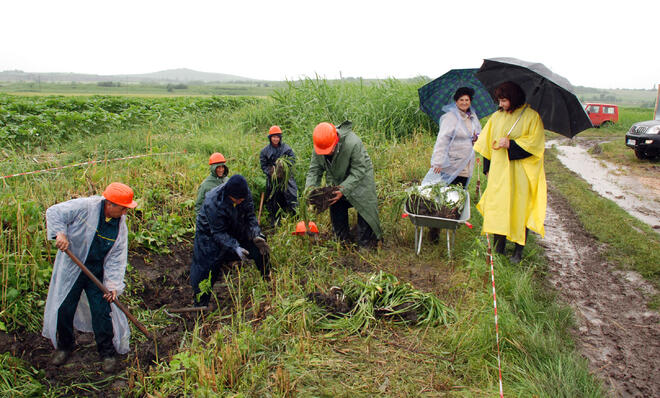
[43,182,137,373]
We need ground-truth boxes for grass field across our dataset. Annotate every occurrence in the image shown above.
[0,80,612,396]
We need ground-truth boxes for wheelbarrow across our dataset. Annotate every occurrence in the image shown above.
[402,191,471,257]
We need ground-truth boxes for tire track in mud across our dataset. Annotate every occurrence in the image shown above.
[539,188,660,397]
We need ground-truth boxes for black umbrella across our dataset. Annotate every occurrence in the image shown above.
[476,57,592,138]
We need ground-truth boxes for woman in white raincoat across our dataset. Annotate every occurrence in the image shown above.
[422,86,482,188]
[42,182,136,372]
[422,87,481,241]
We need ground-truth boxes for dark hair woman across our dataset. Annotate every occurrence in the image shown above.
[494,81,526,112]
[472,81,547,263]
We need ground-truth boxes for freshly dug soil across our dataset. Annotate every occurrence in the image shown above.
[308,287,353,316]
[406,195,459,219]
[309,186,339,213]
[0,242,230,396]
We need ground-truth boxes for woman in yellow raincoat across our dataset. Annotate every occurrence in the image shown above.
[473,81,546,263]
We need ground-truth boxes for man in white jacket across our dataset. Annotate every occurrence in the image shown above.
[43,182,136,373]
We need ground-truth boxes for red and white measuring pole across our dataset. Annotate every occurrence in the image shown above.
[1,151,185,180]
[486,233,504,397]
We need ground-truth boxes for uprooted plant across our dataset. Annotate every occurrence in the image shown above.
[308,186,339,213]
[309,271,456,335]
[268,156,294,199]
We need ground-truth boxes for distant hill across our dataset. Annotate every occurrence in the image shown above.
[574,86,658,108]
[0,68,256,83]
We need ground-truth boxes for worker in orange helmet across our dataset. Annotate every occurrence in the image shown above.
[195,152,230,214]
[259,125,298,226]
[305,121,382,248]
[43,182,137,373]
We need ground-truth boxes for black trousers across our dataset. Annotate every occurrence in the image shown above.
[57,264,116,358]
[329,197,377,246]
[265,189,294,224]
[194,239,270,306]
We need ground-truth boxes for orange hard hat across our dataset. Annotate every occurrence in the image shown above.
[103,182,137,208]
[208,152,226,165]
[308,221,319,234]
[292,221,307,235]
[312,122,339,155]
[268,125,282,136]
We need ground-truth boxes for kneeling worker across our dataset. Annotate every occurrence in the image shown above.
[43,182,137,373]
[305,121,382,247]
[190,175,271,307]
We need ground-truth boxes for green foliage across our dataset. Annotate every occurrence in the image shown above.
[0,82,610,396]
[314,271,457,335]
[0,94,262,149]
[0,353,47,396]
[237,77,435,143]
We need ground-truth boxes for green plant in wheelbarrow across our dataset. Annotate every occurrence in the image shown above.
[405,183,466,219]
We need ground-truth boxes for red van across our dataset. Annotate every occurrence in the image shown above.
[584,103,619,127]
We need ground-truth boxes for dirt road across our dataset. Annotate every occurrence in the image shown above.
[539,141,660,397]
[549,139,660,230]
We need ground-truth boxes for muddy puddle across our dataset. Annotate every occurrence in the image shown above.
[547,139,660,229]
[539,188,660,397]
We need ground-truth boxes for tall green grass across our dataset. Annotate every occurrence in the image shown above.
[1,82,606,396]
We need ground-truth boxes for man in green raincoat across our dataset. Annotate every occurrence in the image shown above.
[305,121,382,247]
[195,152,229,214]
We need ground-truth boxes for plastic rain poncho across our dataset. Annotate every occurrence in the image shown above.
[422,103,481,187]
[473,105,547,245]
[42,196,130,354]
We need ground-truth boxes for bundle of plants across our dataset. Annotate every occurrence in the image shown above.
[269,156,294,199]
[312,271,456,335]
[404,183,466,219]
[308,186,339,213]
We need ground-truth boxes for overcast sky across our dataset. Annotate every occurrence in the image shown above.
[1,0,658,89]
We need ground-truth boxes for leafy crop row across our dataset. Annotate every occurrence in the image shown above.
[0,94,263,149]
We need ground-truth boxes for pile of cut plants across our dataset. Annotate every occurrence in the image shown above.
[404,183,466,219]
[307,271,456,335]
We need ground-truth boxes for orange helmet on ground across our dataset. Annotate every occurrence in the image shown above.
[313,122,339,155]
[208,152,226,165]
[103,182,137,208]
[268,125,282,136]
[308,221,319,234]
[292,221,307,235]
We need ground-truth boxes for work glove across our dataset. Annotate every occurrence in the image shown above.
[253,235,271,256]
[234,246,249,261]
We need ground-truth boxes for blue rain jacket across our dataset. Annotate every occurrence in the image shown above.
[190,182,261,288]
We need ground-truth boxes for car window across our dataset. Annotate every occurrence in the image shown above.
[587,105,600,113]
[604,107,614,114]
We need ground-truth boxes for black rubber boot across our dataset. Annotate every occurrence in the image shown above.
[510,244,524,264]
[494,234,506,254]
